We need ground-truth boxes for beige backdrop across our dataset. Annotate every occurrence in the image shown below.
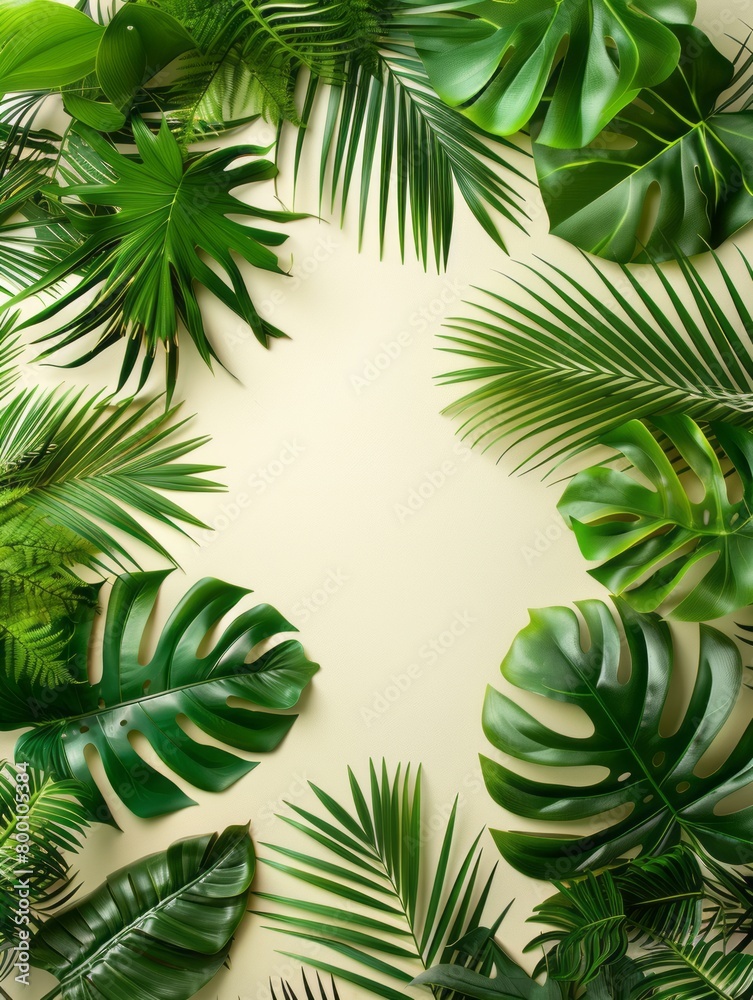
[3,1,753,995]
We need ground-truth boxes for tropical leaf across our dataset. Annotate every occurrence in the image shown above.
[0,385,222,568]
[284,5,530,269]
[533,25,753,262]
[0,489,97,687]
[0,762,89,945]
[415,921,565,1000]
[529,872,628,985]
[271,972,343,1000]
[407,0,694,148]
[31,824,255,1000]
[439,249,753,475]
[0,1,104,93]
[256,760,499,1000]
[559,416,753,622]
[631,931,753,1000]
[528,852,749,1000]
[150,0,374,142]
[528,849,703,987]
[481,599,753,879]
[3,116,307,402]
[4,570,318,824]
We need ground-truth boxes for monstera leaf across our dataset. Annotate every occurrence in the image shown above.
[3,571,318,824]
[533,25,753,261]
[407,0,694,148]
[482,599,753,879]
[559,416,753,622]
[31,824,255,1000]
[3,116,307,402]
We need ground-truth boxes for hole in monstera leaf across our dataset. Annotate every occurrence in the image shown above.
[643,794,653,803]
[653,751,665,767]
[676,781,691,793]
[588,129,637,152]
[618,771,631,782]
[120,719,128,727]
[142,680,151,694]
[79,725,89,734]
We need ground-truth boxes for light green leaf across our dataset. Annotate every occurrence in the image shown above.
[0,1,103,92]
[559,416,753,621]
[408,0,694,148]
[533,25,753,262]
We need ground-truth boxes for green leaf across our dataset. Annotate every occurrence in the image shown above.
[559,416,753,621]
[4,117,307,403]
[529,872,628,985]
[285,18,530,268]
[0,1,103,93]
[0,387,223,568]
[31,824,255,1000]
[482,599,753,879]
[8,570,319,823]
[407,0,694,148]
[96,4,197,113]
[533,25,753,262]
[258,761,498,998]
[0,489,97,687]
[632,937,753,1000]
[440,249,753,474]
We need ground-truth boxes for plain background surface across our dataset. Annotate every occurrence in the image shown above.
[3,1,753,995]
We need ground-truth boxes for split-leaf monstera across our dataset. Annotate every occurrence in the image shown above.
[407,0,695,149]
[482,599,753,879]
[32,824,255,1000]
[533,25,753,262]
[3,116,307,402]
[2,571,318,824]
[559,417,753,622]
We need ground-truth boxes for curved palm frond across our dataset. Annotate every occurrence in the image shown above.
[440,249,753,474]
[0,386,223,568]
[256,760,499,1000]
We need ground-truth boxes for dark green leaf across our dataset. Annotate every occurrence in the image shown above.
[482,599,753,878]
[8,570,318,823]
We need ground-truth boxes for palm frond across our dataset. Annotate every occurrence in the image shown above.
[0,312,19,402]
[0,387,223,568]
[440,249,753,474]
[283,7,530,269]
[529,872,628,986]
[271,971,342,1000]
[632,932,753,1000]
[256,760,499,1000]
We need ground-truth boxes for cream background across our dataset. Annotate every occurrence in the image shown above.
[3,1,753,995]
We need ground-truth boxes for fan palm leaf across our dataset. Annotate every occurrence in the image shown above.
[440,249,753,474]
[257,760,499,1000]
